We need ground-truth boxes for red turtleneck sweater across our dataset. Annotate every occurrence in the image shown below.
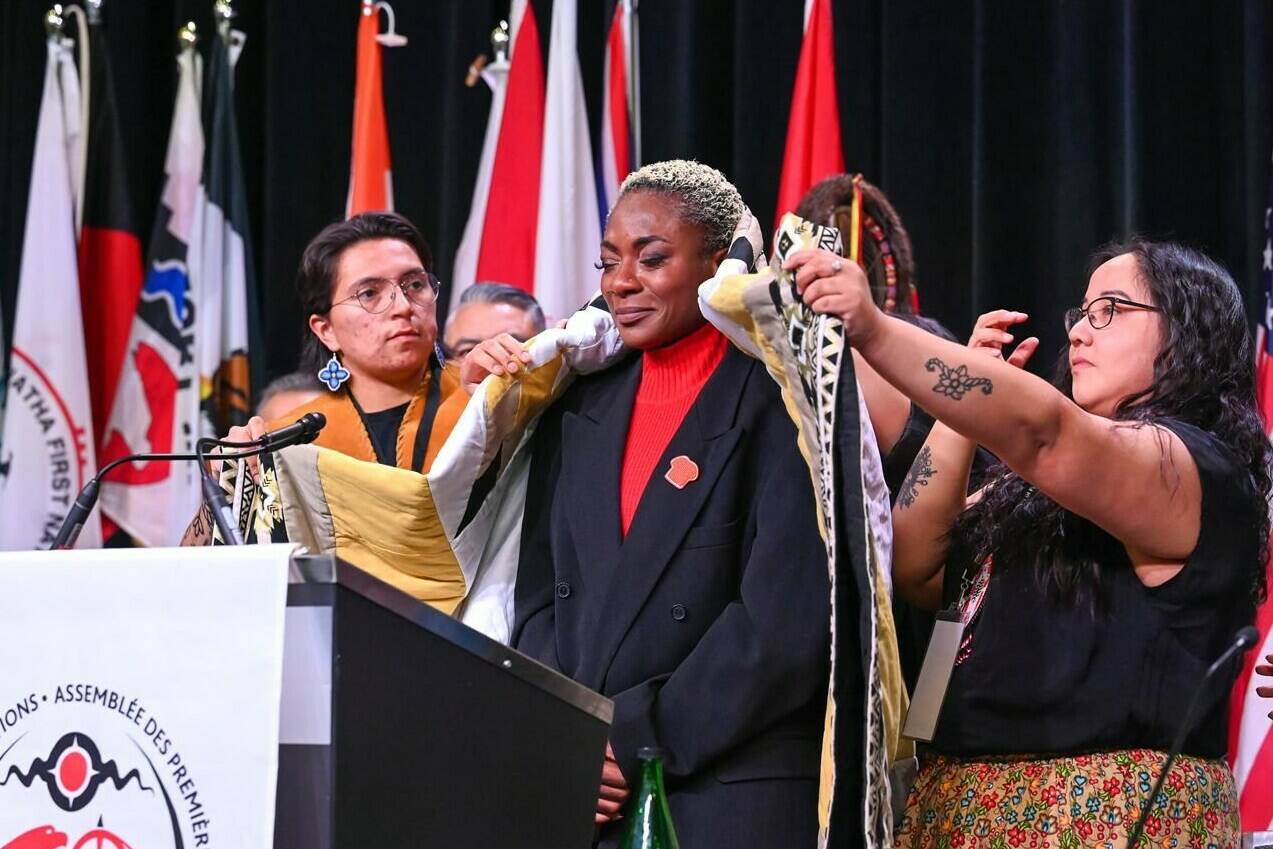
[619,322,728,536]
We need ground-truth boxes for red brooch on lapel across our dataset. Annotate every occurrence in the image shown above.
[664,455,700,490]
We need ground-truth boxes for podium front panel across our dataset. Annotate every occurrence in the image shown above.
[277,556,612,849]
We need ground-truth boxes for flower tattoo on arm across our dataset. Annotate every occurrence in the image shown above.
[926,358,993,400]
[897,446,936,509]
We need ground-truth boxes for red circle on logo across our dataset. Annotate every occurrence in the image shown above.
[59,751,88,793]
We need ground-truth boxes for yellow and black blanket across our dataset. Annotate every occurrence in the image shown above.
[226,209,905,848]
[701,212,909,848]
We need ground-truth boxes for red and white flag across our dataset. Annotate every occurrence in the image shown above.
[451,0,541,303]
[346,0,395,217]
[599,0,635,211]
[451,0,602,321]
[1230,151,1273,831]
[0,34,99,550]
[98,44,205,546]
[774,0,845,230]
[78,9,146,454]
[532,0,602,319]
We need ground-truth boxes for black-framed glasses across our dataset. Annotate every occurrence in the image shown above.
[1064,295,1160,331]
[332,272,440,314]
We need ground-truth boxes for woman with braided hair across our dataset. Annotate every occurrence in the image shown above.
[795,173,920,315]
[795,174,1005,694]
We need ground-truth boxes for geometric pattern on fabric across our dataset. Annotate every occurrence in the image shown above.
[701,212,907,849]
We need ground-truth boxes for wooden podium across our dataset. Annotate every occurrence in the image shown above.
[277,554,613,849]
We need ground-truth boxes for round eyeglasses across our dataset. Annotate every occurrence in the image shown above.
[1063,295,1159,331]
[332,272,440,314]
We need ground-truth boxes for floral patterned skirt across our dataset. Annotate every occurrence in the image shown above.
[894,749,1240,849]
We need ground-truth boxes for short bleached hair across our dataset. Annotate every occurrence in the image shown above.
[616,159,744,253]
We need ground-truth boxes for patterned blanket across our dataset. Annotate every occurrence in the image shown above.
[227,208,905,848]
[701,212,909,848]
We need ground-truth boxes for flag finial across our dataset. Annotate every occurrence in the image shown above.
[179,20,198,50]
[44,4,65,36]
[213,0,234,35]
[491,19,510,64]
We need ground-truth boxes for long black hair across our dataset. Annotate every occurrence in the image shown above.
[953,240,1271,607]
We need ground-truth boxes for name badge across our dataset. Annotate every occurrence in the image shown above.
[902,605,964,742]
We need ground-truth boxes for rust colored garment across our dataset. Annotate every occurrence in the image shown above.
[268,364,467,473]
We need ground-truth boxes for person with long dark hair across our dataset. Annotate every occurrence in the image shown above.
[794,174,1008,697]
[786,238,1268,847]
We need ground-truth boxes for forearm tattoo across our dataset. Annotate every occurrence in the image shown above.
[179,503,214,547]
[897,446,936,509]
[926,358,993,400]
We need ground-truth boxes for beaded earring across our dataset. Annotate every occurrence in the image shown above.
[318,352,350,391]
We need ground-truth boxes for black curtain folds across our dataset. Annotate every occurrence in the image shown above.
[2,0,1270,383]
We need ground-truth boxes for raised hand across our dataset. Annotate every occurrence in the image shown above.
[968,309,1040,369]
[459,332,533,393]
[785,248,883,344]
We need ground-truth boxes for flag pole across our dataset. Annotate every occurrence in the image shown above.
[213,0,234,39]
[627,0,640,168]
[60,1,90,232]
[179,20,198,50]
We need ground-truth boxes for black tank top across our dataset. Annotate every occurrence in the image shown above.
[932,418,1259,759]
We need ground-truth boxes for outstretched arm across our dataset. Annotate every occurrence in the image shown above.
[789,249,1201,564]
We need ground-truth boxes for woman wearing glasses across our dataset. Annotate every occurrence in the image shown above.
[180,212,468,545]
[786,239,1267,848]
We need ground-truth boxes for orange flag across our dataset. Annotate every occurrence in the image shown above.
[347,0,394,216]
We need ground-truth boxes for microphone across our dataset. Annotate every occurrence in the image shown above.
[1126,625,1260,848]
[49,413,327,549]
[194,412,326,546]
[251,412,326,451]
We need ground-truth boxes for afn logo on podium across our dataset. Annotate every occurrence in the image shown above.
[0,686,209,849]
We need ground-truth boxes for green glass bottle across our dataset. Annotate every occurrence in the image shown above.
[618,748,680,849]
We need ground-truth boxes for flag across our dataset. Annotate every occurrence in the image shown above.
[78,10,146,451]
[599,0,635,212]
[346,0,394,216]
[194,23,260,437]
[0,34,100,550]
[98,43,206,547]
[532,0,602,320]
[1229,151,1273,831]
[453,0,602,320]
[773,0,845,230]
[452,0,545,305]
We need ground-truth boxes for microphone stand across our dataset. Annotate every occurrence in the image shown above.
[51,446,273,550]
[192,412,327,545]
[51,440,297,550]
[196,437,253,546]
[52,412,328,549]
[1126,627,1258,848]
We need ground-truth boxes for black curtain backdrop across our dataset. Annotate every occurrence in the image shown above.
[2,0,1271,385]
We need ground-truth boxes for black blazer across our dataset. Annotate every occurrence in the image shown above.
[513,345,831,848]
